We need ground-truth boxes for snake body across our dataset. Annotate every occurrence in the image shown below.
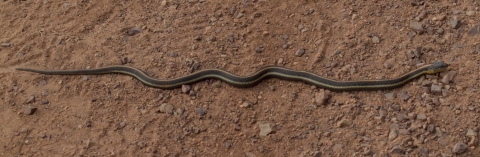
[16,61,448,91]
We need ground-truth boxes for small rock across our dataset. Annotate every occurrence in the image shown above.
[255,46,263,53]
[431,84,442,95]
[313,151,321,157]
[26,96,35,104]
[194,35,202,41]
[398,129,410,135]
[390,145,405,154]
[468,24,480,36]
[159,103,174,114]
[384,93,396,99]
[127,27,142,36]
[181,85,192,94]
[389,129,398,140]
[282,44,289,49]
[466,129,478,137]
[119,122,126,129]
[417,114,427,121]
[197,107,206,116]
[437,28,444,35]
[259,122,274,137]
[24,106,37,115]
[1,42,11,47]
[466,11,475,16]
[432,15,446,21]
[192,127,200,134]
[225,141,231,148]
[452,142,468,154]
[120,56,128,64]
[399,92,410,100]
[419,147,429,156]
[384,62,392,69]
[410,22,423,32]
[336,119,352,128]
[372,36,380,43]
[294,48,305,57]
[396,113,409,122]
[314,89,329,105]
[449,19,460,29]
[240,102,251,108]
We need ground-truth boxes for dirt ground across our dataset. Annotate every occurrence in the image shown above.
[1,0,480,156]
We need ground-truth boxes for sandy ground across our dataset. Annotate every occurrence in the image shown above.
[1,0,480,156]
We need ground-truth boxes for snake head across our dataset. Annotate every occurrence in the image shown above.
[426,61,449,74]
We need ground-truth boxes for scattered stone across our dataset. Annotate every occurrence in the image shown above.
[408,112,417,120]
[399,92,410,100]
[419,147,429,156]
[225,141,231,148]
[120,56,128,64]
[314,89,329,105]
[24,106,37,115]
[127,27,142,36]
[159,103,174,114]
[372,36,380,43]
[194,35,202,41]
[468,24,480,36]
[398,129,410,135]
[294,48,306,57]
[384,62,392,69]
[197,107,206,116]
[432,15,446,21]
[282,44,289,49]
[389,129,398,140]
[410,22,423,32]
[416,114,427,121]
[449,19,460,29]
[26,96,35,104]
[336,119,352,128]
[466,129,478,137]
[466,11,475,16]
[240,102,251,108]
[431,84,442,95]
[181,85,192,94]
[255,46,263,53]
[119,122,126,129]
[1,42,11,47]
[192,127,200,134]
[437,28,444,35]
[384,93,396,99]
[259,122,274,137]
[313,151,321,157]
[396,113,409,122]
[390,145,405,154]
[332,144,343,152]
[452,142,468,154]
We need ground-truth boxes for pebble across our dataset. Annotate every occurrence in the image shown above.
[120,56,128,64]
[437,28,444,35]
[432,15,446,21]
[390,145,405,154]
[466,11,475,16]
[384,62,392,69]
[159,103,174,114]
[468,24,480,36]
[336,119,352,128]
[127,27,142,36]
[430,84,442,95]
[255,46,263,53]
[398,129,410,135]
[26,96,35,104]
[192,127,200,134]
[259,122,274,137]
[371,36,380,43]
[225,141,231,148]
[419,147,429,156]
[396,113,409,122]
[240,102,251,108]
[466,129,478,137]
[389,129,398,140]
[194,35,202,41]
[24,106,37,115]
[197,107,206,116]
[1,42,11,47]
[399,92,410,100]
[409,22,423,32]
[314,89,329,105]
[294,48,305,57]
[181,85,192,94]
[449,19,460,29]
[416,114,427,121]
[452,142,468,154]
[384,93,396,99]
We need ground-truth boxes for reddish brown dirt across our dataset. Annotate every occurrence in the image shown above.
[1,0,480,156]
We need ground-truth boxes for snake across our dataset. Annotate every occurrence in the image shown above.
[16,61,448,91]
